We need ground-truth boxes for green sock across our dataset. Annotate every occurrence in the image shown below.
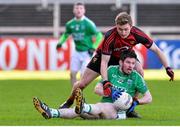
[50,108,60,118]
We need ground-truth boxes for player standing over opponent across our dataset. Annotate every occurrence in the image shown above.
[56,2,103,86]
[59,12,174,116]
[33,50,152,119]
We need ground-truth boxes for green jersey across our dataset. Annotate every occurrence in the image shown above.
[58,16,103,51]
[101,65,148,103]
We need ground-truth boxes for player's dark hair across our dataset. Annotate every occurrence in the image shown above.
[120,49,137,61]
[74,2,85,6]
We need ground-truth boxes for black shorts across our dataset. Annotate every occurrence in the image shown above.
[87,53,119,74]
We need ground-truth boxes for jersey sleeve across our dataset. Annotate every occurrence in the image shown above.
[101,29,116,55]
[58,23,71,45]
[135,73,148,94]
[85,19,103,49]
[65,22,72,35]
[92,32,103,49]
[87,20,98,34]
[132,26,153,49]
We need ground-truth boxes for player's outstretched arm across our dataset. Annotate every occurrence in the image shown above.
[56,33,69,50]
[149,43,174,81]
[127,90,152,114]
[100,54,111,81]
[94,81,113,97]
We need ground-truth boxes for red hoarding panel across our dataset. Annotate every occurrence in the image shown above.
[0,38,148,70]
[0,38,71,70]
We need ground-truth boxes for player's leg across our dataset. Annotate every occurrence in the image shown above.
[70,51,81,86]
[99,103,118,119]
[80,113,100,119]
[33,97,52,119]
[80,103,117,119]
[57,108,79,119]
[59,68,99,109]
[77,102,117,119]
[78,68,100,89]
[77,53,101,90]
[33,97,79,119]
[59,54,101,109]
[59,52,82,109]
[70,71,78,86]
[79,51,91,77]
[75,88,117,119]
[74,88,102,116]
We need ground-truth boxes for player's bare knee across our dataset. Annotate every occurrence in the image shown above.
[72,81,86,90]
[100,103,117,119]
[72,81,80,90]
[147,94,153,103]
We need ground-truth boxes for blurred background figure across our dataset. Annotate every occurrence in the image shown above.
[56,2,103,86]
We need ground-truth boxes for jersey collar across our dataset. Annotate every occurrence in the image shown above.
[119,67,131,76]
[74,16,85,21]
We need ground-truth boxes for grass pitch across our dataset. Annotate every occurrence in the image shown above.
[0,79,180,126]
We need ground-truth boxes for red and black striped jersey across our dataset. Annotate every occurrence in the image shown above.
[96,26,153,59]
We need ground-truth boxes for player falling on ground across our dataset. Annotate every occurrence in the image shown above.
[33,50,152,119]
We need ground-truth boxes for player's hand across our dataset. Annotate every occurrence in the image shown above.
[56,44,62,50]
[166,67,174,81]
[101,80,112,97]
[88,48,95,56]
[111,88,124,102]
[126,100,139,114]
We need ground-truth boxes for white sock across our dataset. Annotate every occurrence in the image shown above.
[82,103,91,113]
[50,108,60,118]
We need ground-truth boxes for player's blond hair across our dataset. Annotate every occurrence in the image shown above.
[115,12,132,26]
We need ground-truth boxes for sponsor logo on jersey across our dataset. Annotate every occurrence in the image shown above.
[127,79,133,85]
[129,41,135,45]
[75,25,80,31]
[118,79,124,84]
[92,57,97,63]
[114,46,130,52]
[112,74,117,78]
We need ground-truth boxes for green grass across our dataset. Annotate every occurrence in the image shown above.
[0,79,180,125]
